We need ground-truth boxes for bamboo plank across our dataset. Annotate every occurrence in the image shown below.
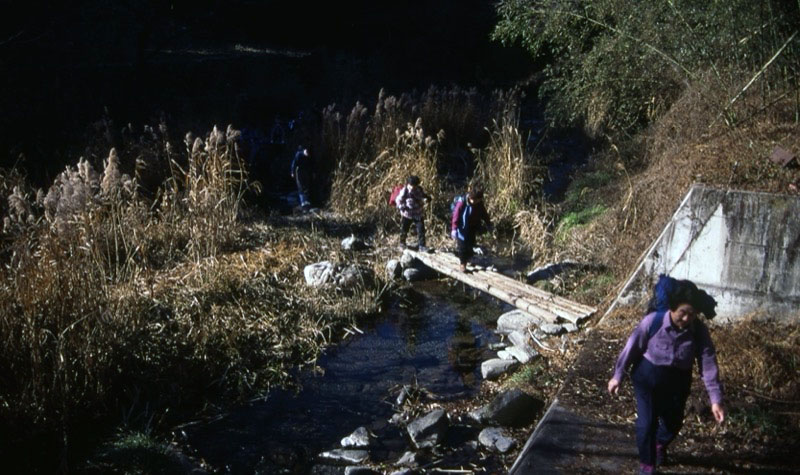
[406,250,595,323]
[418,250,595,317]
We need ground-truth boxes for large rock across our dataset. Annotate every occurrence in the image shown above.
[341,427,370,448]
[480,388,544,427]
[478,427,516,453]
[506,344,539,364]
[305,261,335,287]
[481,358,519,380]
[336,264,371,288]
[407,409,448,448]
[508,330,529,348]
[496,310,544,335]
[318,449,369,464]
[496,350,514,360]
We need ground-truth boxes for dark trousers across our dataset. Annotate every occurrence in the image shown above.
[400,216,425,247]
[456,233,475,265]
[631,358,692,465]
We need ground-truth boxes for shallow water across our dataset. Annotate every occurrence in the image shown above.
[184,280,511,474]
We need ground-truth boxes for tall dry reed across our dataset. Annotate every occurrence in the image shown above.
[0,123,380,463]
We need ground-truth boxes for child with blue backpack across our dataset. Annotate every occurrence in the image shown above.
[607,275,726,474]
[450,187,493,272]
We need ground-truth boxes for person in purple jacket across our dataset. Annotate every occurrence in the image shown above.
[607,277,725,475]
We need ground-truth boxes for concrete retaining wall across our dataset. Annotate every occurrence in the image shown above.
[614,185,800,320]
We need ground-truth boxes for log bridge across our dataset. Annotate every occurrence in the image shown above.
[406,250,596,324]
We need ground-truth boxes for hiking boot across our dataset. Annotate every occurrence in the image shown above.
[655,443,667,466]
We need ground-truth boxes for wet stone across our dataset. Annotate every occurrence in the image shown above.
[318,449,369,464]
[341,426,370,448]
[497,350,514,360]
[407,409,448,448]
[478,427,516,453]
[508,330,529,348]
[506,344,538,364]
[481,358,519,380]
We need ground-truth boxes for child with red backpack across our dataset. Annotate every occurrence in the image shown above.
[394,175,431,252]
[607,276,725,474]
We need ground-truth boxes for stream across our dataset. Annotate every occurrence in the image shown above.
[183,280,514,474]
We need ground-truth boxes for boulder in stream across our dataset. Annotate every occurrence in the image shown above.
[507,330,529,348]
[407,408,448,448]
[480,358,519,380]
[341,426,371,448]
[478,427,516,453]
[505,344,538,364]
[496,310,544,335]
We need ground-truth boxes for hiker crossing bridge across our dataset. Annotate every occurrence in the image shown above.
[405,249,596,324]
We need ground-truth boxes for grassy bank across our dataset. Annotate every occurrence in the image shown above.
[0,126,384,470]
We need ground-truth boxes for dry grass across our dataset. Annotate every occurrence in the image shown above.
[0,124,382,457]
[548,72,799,283]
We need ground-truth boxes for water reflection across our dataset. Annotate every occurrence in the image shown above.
[184,280,508,473]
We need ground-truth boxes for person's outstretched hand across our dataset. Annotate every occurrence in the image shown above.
[711,403,725,423]
[607,378,620,395]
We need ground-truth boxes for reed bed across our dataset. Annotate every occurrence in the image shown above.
[0,124,381,462]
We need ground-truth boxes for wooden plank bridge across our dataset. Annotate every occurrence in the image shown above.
[406,250,596,324]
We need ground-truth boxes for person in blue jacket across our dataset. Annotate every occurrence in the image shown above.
[450,187,493,272]
[291,146,312,209]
